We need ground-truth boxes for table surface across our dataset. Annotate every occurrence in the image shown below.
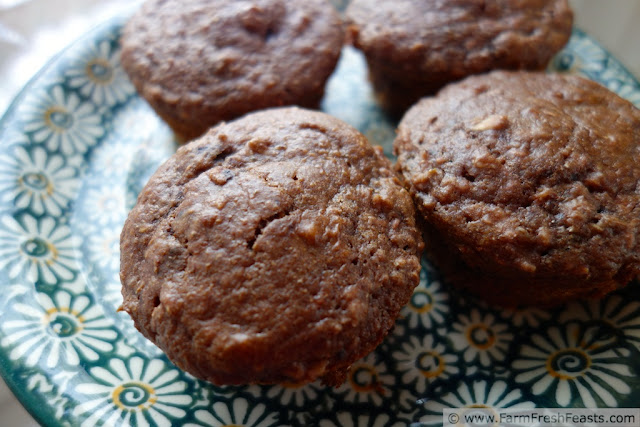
[1,0,639,425]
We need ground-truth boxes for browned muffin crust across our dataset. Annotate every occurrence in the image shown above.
[120,0,344,141]
[346,0,573,116]
[394,71,640,307]
[120,107,422,385]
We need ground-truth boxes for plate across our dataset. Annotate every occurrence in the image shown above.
[1,8,640,427]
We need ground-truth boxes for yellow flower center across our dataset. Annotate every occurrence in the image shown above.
[348,364,384,394]
[409,289,433,314]
[466,324,496,350]
[85,58,114,84]
[43,307,84,338]
[112,382,157,411]
[546,348,591,380]
[44,106,73,132]
[417,351,445,378]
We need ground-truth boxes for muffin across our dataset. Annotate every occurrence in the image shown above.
[346,0,573,116]
[120,0,345,141]
[394,71,640,307]
[120,107,423,385]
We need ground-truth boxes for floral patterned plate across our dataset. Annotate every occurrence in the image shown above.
[1,7,640,427]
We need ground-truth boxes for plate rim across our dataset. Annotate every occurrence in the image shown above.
[0,15,131,427]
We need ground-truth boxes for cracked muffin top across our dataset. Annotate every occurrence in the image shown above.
[120,107,422,385]
[394,71,640,306]
[120,0,344,140]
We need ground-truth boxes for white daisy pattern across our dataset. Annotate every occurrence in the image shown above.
[20,84,104,156]
[551,30,640,107]
[550,30,607,76]
[0,214,79,285]
[319,412,406,427]
[80,183,127,227]
[393,335,459,394]
[335,352,395,407]
[27,371,73,420]
[261,381,324,408]
[513,322,634,407]
[86,224,121,274]
[110,97,169,143]
[418,380,536,426]
[0,289,116,367]
[615,82,640,108]
[501,306,552,329]
[65,39,134,106]
[600,71,640,107]
[0,129,31,159]
[89,282,122,317]
[186,398,280,427]
[401,275,449,330]
[84,225,123,308]
[449,309,513,368]
[558,295,640,352]
[0,145,81,216]
[86,137,136,180]
[73,356,193,427]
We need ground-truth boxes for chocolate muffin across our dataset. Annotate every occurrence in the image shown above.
[346,0,573,116]
[120,107,422,385]
[394,71,640,307]
[120,0,344,141]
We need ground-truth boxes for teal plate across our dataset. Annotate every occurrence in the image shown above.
[1,8,640,427]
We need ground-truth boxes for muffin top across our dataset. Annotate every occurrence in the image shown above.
[346,0,572,79]
[394,71,640,284]
[120,107,422,385]
[120,0,344,139]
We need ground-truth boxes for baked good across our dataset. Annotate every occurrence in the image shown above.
[120,107,422,385]
[120,0,344,141]
[394,71,640,307]
[346,0,573,116]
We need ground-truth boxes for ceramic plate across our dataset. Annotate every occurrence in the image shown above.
[1,7,640,427]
